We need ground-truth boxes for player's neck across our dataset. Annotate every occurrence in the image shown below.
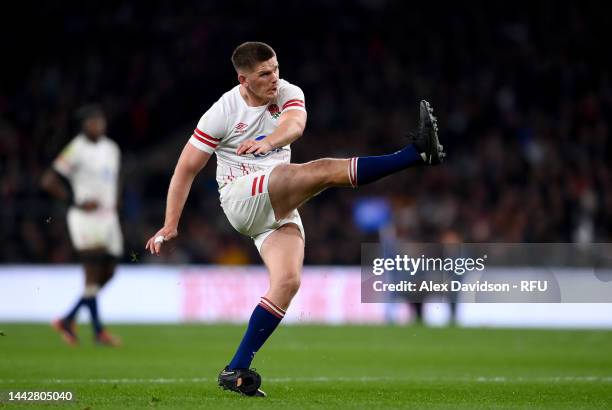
[83,133,102,143]
[239,85,270,107]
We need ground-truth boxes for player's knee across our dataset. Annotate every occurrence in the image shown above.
[272,163,298,184]
[99,271,115,287]
[275,271,301,297]
[308,158,339,186]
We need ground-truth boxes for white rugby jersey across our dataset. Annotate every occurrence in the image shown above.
[53,134,121,210]
[188,78,306,188]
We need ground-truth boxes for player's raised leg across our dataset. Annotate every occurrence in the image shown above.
[269,100,444,219]
[218,224,304,397]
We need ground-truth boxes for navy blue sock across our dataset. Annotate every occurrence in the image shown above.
[228,297,285,370]
[64,298,84,322]
[348,144,423,187]
[82,297,103,335]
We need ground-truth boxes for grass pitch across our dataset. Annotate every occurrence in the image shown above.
[0,324,611,409]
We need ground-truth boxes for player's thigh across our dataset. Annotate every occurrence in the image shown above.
[260,223,305,287]
[99,256,117,287]
[80,249,107,285]
[268,159,349,219]
[267,163,322,219]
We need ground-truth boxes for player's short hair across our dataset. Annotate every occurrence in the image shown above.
[76,104,105,125]
[231,42,276,72]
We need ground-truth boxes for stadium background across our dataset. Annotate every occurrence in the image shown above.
[1,2,612,408]
[1,1,610,265]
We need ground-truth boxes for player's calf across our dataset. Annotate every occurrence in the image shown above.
[266,274,300,310]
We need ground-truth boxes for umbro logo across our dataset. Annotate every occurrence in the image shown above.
[234,122,248,134]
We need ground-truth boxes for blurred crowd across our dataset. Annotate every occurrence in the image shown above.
[1,1,610,265]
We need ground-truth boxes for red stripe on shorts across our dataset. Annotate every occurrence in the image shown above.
[252,176,259,196]
[258,174,265,194]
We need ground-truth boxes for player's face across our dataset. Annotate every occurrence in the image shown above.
[243,56,279,101]
[83,116,106,140]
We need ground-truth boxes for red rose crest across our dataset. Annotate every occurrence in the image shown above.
[268,104,281,119]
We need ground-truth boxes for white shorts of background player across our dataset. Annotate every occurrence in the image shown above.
[67,208,123,257]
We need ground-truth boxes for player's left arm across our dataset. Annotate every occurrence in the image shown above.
[237,109,307,156]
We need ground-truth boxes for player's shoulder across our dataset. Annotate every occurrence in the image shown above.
[276,79,305,107]
[214,84,242,115]
[65,134,85,151]
[278,78,303,94]
[55,134,85,162]
[101,136,121,153]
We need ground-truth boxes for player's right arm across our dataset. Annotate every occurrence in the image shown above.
[41,138,98,211]
[40,168,72,204]
[145,143,212,255]
[146,100,226,255]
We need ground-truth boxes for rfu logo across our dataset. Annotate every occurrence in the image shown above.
[253,135,282,158]
[234,122,248,134]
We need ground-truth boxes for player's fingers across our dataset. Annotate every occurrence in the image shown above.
[152,232,168,255]
[146,236,156,251]
[146,229,163,254]
[154,240,163,254]
[147,237,157,254]
[237,140,256,155]
[252,141,272,155]
[236,141,250,155]
[255,144,270,154]
[246,143,260,154]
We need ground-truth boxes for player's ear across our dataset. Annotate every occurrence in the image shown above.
[237,72,248,87]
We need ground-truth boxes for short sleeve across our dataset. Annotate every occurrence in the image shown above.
[278,83,306,114]
[189,101,227,154]
[52,139,79,178]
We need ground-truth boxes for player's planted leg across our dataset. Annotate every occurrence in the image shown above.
[52,254,106,346]
[220,224,304,397]
[93,258,121,347]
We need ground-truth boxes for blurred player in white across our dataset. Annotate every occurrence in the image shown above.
[42,105,122,347]
[146,42,444,396]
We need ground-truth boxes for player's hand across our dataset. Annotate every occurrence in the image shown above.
[145,226,178,255]
[77,200,99,212]
[237,139,274,156]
